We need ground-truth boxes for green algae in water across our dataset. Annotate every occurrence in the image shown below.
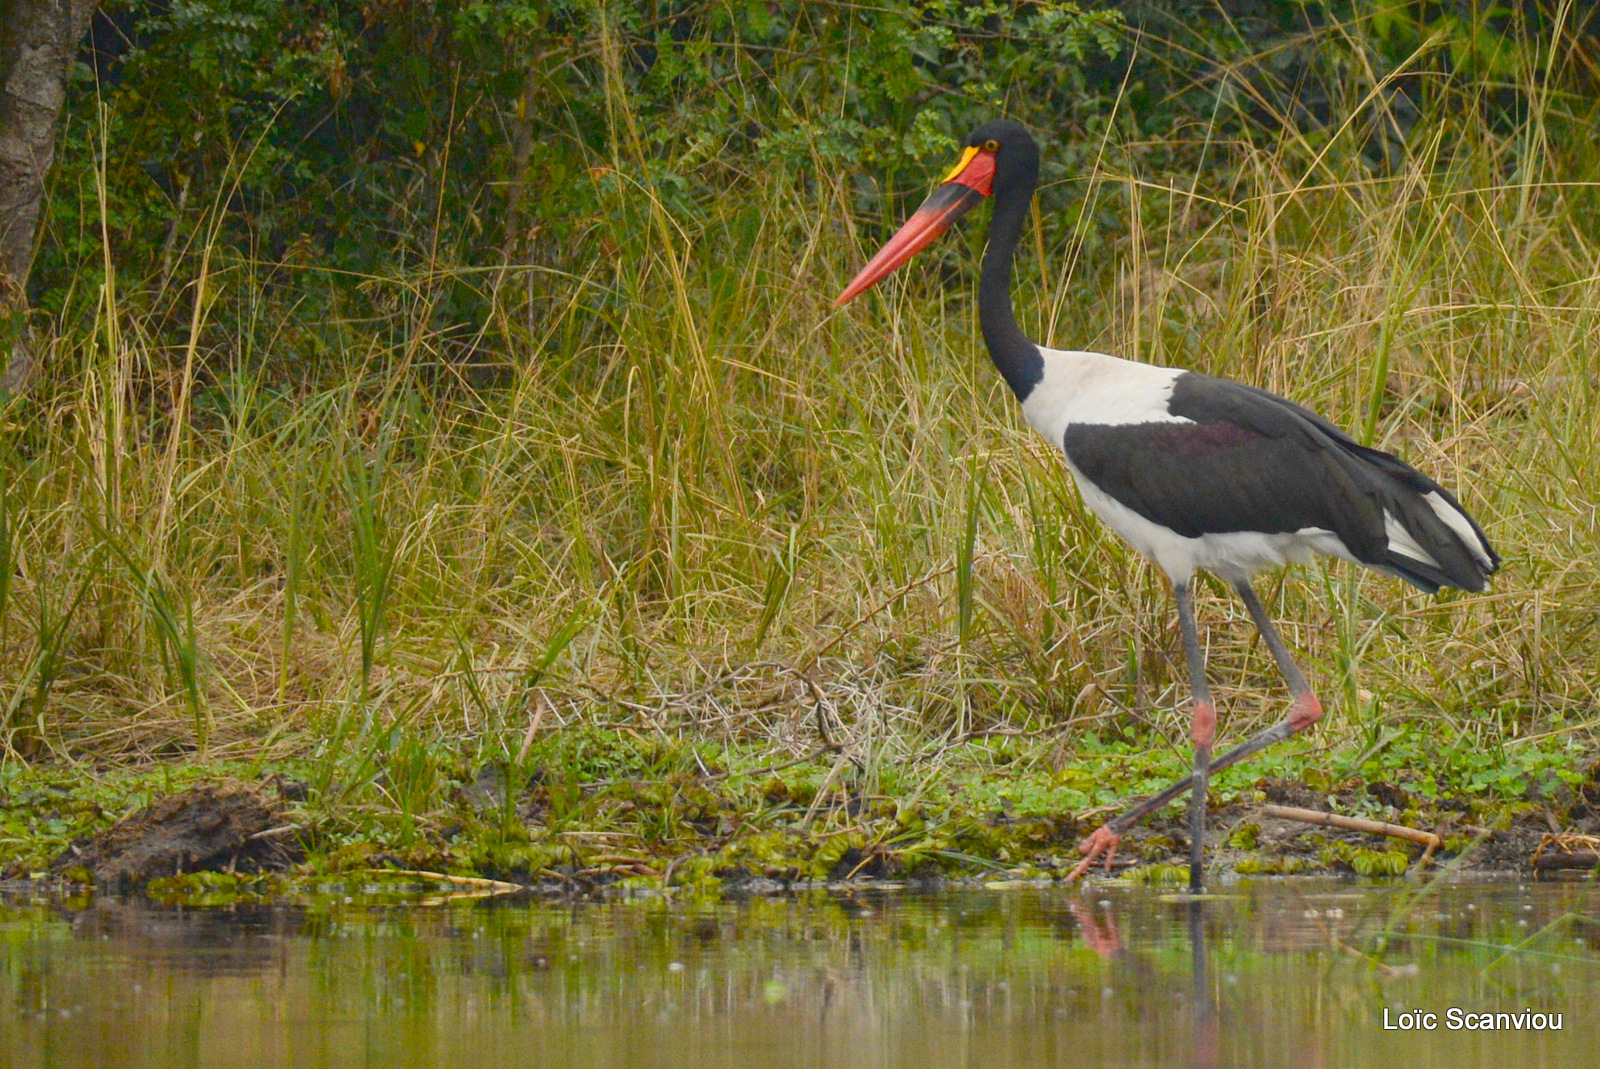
[2,878,1598,1068]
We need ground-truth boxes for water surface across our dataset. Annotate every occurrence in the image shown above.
[3,877,1597,1067]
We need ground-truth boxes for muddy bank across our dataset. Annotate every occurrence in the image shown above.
[50,781,301,889]
[2,760,1594,898]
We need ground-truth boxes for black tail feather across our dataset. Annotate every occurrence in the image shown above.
[1377,556,1446,595]
[1219,381,1497,594]
[1341,447,1498,594]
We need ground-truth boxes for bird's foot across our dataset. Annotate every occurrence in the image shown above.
[1067,825,1121,882]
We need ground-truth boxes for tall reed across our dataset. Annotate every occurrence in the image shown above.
[1,16,1595,789]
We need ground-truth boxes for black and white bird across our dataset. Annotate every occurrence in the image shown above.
[835,119,1498,891]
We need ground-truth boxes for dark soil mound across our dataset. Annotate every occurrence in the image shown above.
[52,781,294,888]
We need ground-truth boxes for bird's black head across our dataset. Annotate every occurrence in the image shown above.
[961,119,1040,199]
[835,118,1041,306]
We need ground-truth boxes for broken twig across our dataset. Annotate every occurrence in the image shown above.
[1259,804,1442,862]
[1531,832,1600,871]
[367,868,523,894]
[515,693,549,764]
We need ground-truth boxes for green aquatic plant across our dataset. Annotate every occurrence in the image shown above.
[1319,839,1413,877]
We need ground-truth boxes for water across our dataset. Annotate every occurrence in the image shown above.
[3,878,1597,1068]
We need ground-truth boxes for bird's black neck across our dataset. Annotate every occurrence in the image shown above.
[979,173,1043,400]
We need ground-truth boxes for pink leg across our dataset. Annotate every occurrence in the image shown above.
[1067,579,1325,885]
[1175,582,1213,892]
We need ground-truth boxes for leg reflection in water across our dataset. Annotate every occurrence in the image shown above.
[1189,900,1218,1069]
[1067,900,1125,961]
[1068,899,1219,1069]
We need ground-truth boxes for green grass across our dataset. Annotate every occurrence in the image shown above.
[1,35,1598,862]
[0,721,1583,883]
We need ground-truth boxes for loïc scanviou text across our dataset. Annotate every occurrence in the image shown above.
[1383,1008,1563,1031]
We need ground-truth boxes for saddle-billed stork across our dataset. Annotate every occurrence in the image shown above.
[835,119,1498,891]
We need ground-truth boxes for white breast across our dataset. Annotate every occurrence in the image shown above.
[1018,347,1187,448]
[1022,347,1359,583]
[1066,458,1357,582]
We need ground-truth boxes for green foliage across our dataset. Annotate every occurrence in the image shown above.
[38,0,1128,344]
[1319,839,1412,876]
[1,1,1598,882]
[34,1,1596,384]
[1342,724,1588,801]
[1369,1,1541,78]
[1234,855,1313,875]
[1124,861,1187,885]
[145,869,285,902]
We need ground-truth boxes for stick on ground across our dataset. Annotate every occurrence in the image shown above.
[368,869,523,894]
[1259,804,1442,863]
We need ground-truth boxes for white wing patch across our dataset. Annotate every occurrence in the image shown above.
[1383,509,1440,567]
[1424,491,1494,569]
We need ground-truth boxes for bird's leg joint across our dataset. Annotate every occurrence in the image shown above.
[1190,700,1216,748]
[1288,691,1323,732]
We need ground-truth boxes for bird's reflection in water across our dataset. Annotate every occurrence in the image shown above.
[1069,898,1218,1069]
[1188,901,1218,1069]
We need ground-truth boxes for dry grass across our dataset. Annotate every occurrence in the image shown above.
[2,50,1598,790]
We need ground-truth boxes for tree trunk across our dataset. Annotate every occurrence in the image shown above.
[0,0,96,393]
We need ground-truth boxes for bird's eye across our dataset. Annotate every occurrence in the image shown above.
[982,139,1000,153]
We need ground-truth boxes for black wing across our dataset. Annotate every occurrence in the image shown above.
[1061,372,1498,592]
